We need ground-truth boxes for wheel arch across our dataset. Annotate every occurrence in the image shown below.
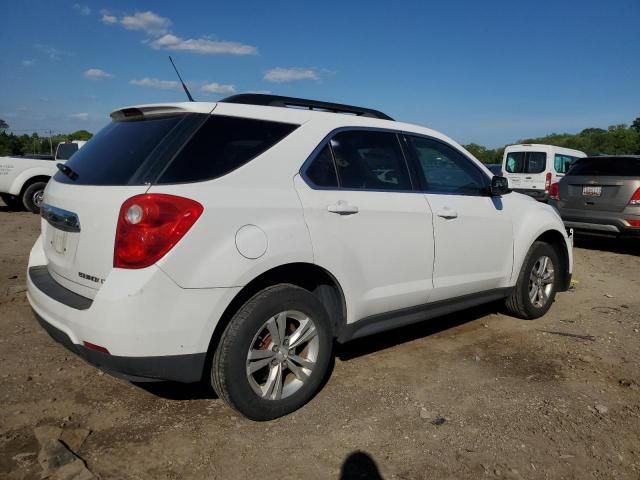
[19,175,50,197]
[534,229,572,292]
[201,262,347,381]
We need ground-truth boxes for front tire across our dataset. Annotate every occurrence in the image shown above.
[22,181,47,213]
[211,284,333,421]
[505,241,560,319]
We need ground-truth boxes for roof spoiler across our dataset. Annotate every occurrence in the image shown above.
[219,93,394,121]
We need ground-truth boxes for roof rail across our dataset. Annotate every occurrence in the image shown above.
[219,93,394,121]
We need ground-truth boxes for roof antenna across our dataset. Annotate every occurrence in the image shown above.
[169,56,194,102]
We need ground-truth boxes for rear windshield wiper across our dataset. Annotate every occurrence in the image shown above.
[56,163,79,181]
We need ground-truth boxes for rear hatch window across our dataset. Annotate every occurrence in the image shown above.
[54,114,203,186]
[505,152,547,174]
[56,143,79,160]
[567,157,640,176]
[55,114,298,186]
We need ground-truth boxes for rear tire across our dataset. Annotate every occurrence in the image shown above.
[0,193,23,211]
[505,241,560,319]
[22,181,47,213]
[211,284,333,421]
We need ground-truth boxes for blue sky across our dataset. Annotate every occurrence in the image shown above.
[0,0,638,147]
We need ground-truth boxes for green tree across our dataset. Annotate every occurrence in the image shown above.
[631,117,640,133]
[0,119,8,131]
[69,130,93,141]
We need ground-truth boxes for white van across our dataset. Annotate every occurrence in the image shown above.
[502,144,586,202]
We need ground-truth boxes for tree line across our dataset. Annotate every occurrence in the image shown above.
[465,117,640,164]
[0,119,93,157]
[2,116,639,162]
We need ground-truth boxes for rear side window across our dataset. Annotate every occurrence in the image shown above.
[158,116,298,183]
[329,130,411,190]
[54,115,190,185]
[505,151,547,173]
[567,157,640,176]
[305,145,338,188]
[55,143,79,161]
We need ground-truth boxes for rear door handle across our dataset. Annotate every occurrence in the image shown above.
[328,201,359,215]
[436,209,458,219]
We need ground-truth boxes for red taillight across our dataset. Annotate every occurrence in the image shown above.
[629,187,640,206]
[627,219,640,228]
[545,172,552,191]
[114,194,203,269]
[549,182,560,201]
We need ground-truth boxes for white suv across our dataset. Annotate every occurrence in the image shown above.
[27,94,573,420]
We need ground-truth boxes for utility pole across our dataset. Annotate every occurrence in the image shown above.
[49,130,53,156]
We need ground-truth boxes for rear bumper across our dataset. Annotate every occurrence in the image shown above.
[27,236,241,383]
[513,188,549,202]
[551,206,640,238]
[34,310,206,382]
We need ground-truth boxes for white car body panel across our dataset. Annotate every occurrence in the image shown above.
[26,99,574,384]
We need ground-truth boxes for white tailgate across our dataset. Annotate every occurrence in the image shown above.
[41,179,148,298]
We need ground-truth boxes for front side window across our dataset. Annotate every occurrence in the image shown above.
[329,130,411,191]
[407,136,487,195]
[505,151,547,174]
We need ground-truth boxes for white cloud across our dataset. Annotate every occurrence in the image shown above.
[70,113,89,120]
[120,11,171,35]
[34,44,71,61]
[150,34,257,55]
[21,59,34,67]
[264,67,318,83]
[201,82,236,94]
[84,68,113,80]
[101,14,117,24]
[130,78,180,90]
[73,3,91,15]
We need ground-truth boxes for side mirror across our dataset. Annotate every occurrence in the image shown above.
[489,176,511,196]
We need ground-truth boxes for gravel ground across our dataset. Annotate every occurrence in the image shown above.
[0,204,639,479]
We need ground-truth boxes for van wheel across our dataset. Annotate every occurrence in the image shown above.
[211,284,333,421]
[22,181,47,213]
[505,241,559,319]
[0,193,23,211]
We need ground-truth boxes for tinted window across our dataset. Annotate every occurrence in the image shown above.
[505,152,525,173]
[408,136,488,195]
[159,116,298,183]
[567,157,640,176]
[554,154,577,173]
[505,151,547,173]
[54,115,189,185]
[56,143,79,160]
[330,130,411,190]
[305,145,338,188]
[526,152,546,173]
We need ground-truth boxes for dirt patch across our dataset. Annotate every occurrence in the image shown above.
[1,206,639,479]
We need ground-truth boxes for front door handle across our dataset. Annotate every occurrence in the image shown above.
[436,209,458,219]
[328,201,359,215]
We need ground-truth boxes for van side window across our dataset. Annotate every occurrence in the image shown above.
[329,130,412,191]
[407,136,487,195]
[554,154,574,174]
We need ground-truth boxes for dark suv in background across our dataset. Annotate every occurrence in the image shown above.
[549,155,640,238]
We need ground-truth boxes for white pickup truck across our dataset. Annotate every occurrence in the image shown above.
[0,140,86,213]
